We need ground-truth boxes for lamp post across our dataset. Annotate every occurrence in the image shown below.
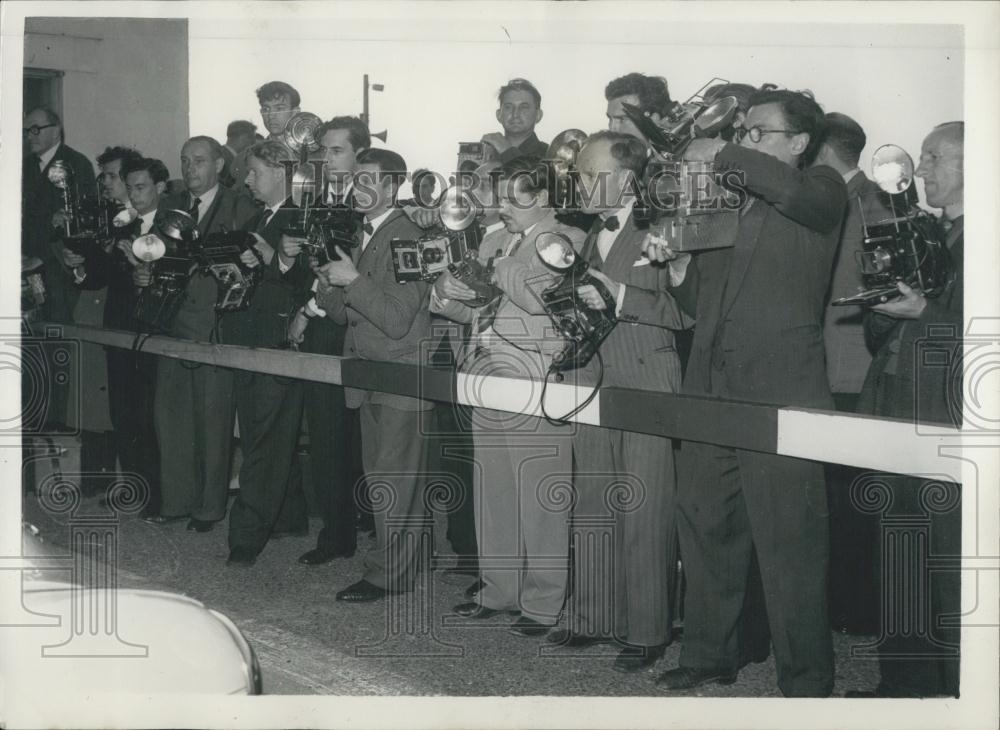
[362,74,387,142]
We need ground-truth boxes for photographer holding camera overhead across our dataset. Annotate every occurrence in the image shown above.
[849,121,964,698]
[650,88,847,696]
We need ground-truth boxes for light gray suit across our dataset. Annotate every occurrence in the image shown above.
[568,210,690,647]
[317,209,433,593]
[430,210,584,623]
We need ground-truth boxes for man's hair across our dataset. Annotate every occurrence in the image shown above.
[356,148,408,189]
[498,78,542,107]
[96,146,143,169]
[184,135,225,160]
[121,156,170,185]
[248,139,295,167]
[255,81,301,108]
[586,130,648,177]
[748,88,827,166]
[226,120,257,139]
[315,116,371,153]
[822,112,866,167]
[604,73,672,116]
[499,156,549,197]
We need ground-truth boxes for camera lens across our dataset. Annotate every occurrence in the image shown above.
[423,248,444,264]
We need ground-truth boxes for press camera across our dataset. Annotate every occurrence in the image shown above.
[535,231,617,372]
[390,186,499,306]
[47,160,131,253]
[832,144,953,307]
[131,209,200,329]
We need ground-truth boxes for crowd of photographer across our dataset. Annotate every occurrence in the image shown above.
[20,73,964,698]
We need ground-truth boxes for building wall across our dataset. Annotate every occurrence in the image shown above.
[24,17,189,175]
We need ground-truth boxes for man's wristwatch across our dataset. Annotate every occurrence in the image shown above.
[300,306,317,319]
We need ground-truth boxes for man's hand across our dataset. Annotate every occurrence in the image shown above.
[240,234,273,268]
[287,309,310,345]
[313,247,359,287]
[481,132,512,155]
[133,263,153,288]
[280,232,308,260]
[51,210,70,230]
[683,138,726,162]
[577,269,621,311]
[62,248,86,268]
[404,206,440,229]
[643,231,692,285]
[871,281,928,319]
[434,270,478,301]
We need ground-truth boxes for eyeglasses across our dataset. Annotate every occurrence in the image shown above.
[736,126,800,143]
[23,124,57,137]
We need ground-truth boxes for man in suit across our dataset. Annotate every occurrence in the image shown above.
[430,157,583,636]
[62,150,163,512]
[140,136,258,531]
[312,148,434,602]
[481,78,548,163]
[221,140,309,566]
[653,89,847,696]
[814,112,892,635]
[543,131,690,670]
[283,116,370,566]
[21,106,97,430]
[230,81,301,188]
[221,120,257,188]
[851,121,964,698]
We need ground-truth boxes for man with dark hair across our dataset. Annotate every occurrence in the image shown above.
[282,115,370,566]
[814,111,892,635]
[221,139,310,566]
[604,73,673,146]
[230,81,303,188]
[851,121,964,698]
[543,130,689,670]
[430,156,583,635]
[21,106,97,429]
[481,78,548,163]
[652,88,846,696]
[311,148,434,603]
[221,119,258,187]
[138,135,258,532]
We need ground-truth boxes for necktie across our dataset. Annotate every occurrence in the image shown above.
[257,208,274,233]
[189,196,202,224]
[602,216,620,232]
[506,232,525,256]
[363,221,374,235]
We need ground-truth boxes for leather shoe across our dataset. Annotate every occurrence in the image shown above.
[464,578,485,599]
[452,602,514,619]
[612,643,666,673]
[335,579,387,603]
[142,513,189,525]
[546,628,609,648]
[226,546,257,567]
[187,518,215,533]
[298,546,355,565]
[655,666,738,690]
[508,616,550,637]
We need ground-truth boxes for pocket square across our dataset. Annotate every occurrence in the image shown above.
[632,256,651,268]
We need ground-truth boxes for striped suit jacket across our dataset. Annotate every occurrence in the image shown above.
[576,211,691,392]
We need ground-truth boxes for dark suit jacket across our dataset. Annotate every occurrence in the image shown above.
[578,210,692,392]
[22,142,97,262]
[162,185,259,340]
[679,144,847,409]
[221,200,302,348]
[823,172,893,394]
[498,132,549,164]
[858,217,963,427]
[315,208,433,411]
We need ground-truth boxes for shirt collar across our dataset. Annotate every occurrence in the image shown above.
[365,207,394,236]
[38,143,60,170]
[192,184,219,209]
[601,197,636,231]
[842,167,862,184]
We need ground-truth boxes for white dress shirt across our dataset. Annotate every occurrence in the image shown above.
[38,143,60,172]
[189,185,219,221]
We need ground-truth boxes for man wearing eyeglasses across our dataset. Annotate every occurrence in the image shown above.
[21,106,97,430]
[650,88,847,696]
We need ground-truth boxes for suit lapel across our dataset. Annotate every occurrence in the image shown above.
[602,214,642,277]
[720,197,768,317]
[357,208,403,267]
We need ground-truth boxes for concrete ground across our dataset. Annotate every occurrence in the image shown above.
[20,438,880,698]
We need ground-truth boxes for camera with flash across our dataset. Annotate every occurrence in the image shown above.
[535,231,617,372]
[832,144,953,307]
